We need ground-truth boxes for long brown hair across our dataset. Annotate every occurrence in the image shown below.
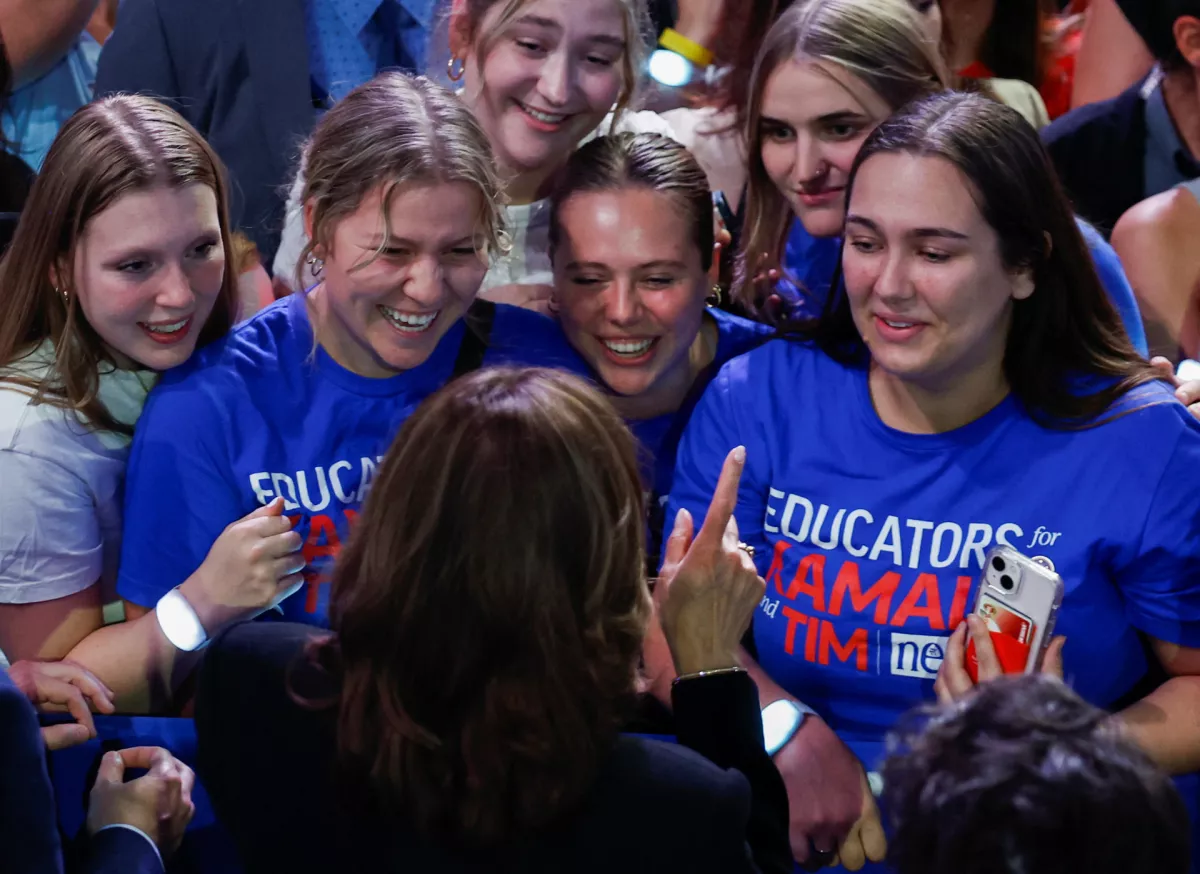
[314,367,651,843]
[734,0,949,313]
[812,91,1161,425]
[0,95,238,434]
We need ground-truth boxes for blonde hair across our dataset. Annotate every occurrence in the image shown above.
[734,0,951,314]
[298,73,508,289]
[454,0,651,125]
[0,94,238,435]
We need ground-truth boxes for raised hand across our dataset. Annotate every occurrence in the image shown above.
[657,447,765,674]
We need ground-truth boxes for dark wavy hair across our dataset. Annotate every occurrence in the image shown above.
[883,675,1190,874]
[308,367,651,844]
[803,90,1162,426]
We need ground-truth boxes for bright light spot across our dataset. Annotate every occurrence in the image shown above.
[648,49,692,88]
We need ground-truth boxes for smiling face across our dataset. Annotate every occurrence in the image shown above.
[462,0,627,182]
[70,183,226,371]
[758,59,892,239]
[553,188,709,398]
[841,152,1034,392]
[308,181,489,377]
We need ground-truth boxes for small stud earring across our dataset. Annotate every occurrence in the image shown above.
[447,56,466,82]
[55,285,67,303]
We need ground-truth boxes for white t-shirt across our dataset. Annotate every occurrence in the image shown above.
[271,109,680,296]
[660,105,747,204]
[0,342,153,606]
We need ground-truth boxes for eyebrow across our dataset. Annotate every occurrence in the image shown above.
[760,110,866,128]
[845,214,970,241]
[362,235,477,248]
[512,14,625,48]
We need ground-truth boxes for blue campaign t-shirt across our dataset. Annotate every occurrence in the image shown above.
[669,339,1200,772]
[779,217,1150,355]
[628,308,774,567]
[118,294,589,626]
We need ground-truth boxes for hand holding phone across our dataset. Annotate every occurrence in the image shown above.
[934,546,1066,703]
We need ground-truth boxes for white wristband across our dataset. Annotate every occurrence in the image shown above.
[155,587,210,652]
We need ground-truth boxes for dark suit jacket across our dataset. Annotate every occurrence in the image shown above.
[196,622,792,874]
[0,671,162,874]
[1042,78,1148,238]
[94,0,315,264]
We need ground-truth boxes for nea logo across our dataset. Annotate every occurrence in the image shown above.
[890,633,948,679]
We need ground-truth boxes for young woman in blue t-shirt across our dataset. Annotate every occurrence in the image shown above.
[670,91,1200,871]
[547,133,773,529]
[114,74,589,710]
[733,0,1148,354]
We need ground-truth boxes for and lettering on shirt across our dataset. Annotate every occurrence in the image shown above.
[117,293,587,625]
[668,338,1200,770]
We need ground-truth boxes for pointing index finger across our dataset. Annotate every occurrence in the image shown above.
[693,446,746,550]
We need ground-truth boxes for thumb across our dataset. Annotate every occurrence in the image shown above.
[247,496,285,519]
[661,508,694,569]
[94,750,126,785]
[1041,635,1067,679]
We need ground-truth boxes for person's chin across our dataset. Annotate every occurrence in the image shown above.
[128,339,198,372]
[595,362,658,398]
[795,206,845,240]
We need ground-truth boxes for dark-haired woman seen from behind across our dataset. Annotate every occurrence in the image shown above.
[669,91,1200,872]
[196,367,790,874]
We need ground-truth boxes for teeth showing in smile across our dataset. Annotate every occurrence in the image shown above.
[603,338,653,357]
[882,319,916,329]
[521,103,567,125]
[380,305,438,332]
[143,319,188,334]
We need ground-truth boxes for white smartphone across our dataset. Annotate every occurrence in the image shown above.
[965,545,1065,681]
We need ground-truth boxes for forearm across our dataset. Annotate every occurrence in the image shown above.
[671,0,724,55]
[739,646,795,708]
[0,0,99,87]
[65,574,254,714]
[64,611,199,714]
[1117,675,1200,774]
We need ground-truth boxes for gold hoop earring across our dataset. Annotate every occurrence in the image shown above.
[447,56,466,82]
[706,284,723,307]
[55,285,67,303]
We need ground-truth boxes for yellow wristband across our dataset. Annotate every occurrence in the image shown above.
[659,27,714,68]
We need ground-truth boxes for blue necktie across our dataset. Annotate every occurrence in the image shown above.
[372,0,410,72]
